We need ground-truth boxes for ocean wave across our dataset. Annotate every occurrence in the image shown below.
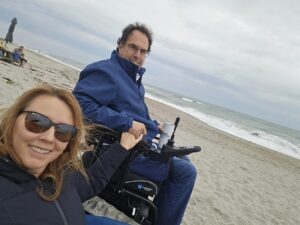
[181,97,194,102]
[146,93,300,160]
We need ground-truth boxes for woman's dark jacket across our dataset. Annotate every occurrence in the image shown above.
[0,142,129,225]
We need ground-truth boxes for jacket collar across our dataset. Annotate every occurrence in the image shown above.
[111,50,146,82]
[0,155,38,185]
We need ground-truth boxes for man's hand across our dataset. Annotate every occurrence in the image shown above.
[157,124,163,133]
[129,120,147,138]
[120,132,143,150]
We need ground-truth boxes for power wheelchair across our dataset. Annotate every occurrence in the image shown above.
[84,117,201,225]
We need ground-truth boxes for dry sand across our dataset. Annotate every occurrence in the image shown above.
[0,47,299,225]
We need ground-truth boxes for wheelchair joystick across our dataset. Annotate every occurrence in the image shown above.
[161,117,201,157]
[167,117,180,147]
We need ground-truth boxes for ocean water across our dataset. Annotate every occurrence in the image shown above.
[43,52,300,160]
[26,47,84,71]
[144,85,300,160]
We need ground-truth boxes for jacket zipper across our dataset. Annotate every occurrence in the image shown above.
[54,200,69,225]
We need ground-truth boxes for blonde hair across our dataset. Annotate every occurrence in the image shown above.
[0,85,86,201]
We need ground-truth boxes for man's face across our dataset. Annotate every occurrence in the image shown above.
[118,30,149,67]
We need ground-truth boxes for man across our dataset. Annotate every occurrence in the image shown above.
[73,22,197,225]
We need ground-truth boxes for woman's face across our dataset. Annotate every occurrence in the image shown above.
[12,94,74,177]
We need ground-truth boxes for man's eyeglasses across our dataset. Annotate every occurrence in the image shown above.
[22,111,77,142]
[126,43,149,56]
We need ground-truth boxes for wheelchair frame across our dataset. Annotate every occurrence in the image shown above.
[86,117,201,225]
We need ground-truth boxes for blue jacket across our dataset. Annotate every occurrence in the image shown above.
[12,50,22,62]
[0,143,128,225]
[73,51,158,143]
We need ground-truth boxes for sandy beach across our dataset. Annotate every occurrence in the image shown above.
[0,47,299,225]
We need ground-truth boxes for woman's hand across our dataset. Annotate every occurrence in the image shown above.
[120,132,143,150]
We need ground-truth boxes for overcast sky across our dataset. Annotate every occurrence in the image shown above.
[1,0,299,131]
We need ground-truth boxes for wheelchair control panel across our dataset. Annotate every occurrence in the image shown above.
[159,117,201,157]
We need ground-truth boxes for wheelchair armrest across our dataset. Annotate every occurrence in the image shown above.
[161,145,201,157]
[86,125,120,146]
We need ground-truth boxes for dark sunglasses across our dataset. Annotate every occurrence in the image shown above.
[22,111,77,142]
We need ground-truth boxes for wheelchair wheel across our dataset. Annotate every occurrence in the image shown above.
[130,200,149,224]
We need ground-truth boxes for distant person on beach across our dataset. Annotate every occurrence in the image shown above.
[0,41,4,58]
[0,85,142,225]
[12,46,27,67]
[73,22,197,225]
[0,40,4,48]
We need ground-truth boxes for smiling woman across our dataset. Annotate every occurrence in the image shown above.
[0,85,142,225]
[12,94,77,178]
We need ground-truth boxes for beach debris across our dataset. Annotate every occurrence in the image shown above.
[251,131,260,136]
[3,77,15,85]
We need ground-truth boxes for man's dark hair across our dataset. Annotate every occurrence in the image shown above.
[117,22,153,53]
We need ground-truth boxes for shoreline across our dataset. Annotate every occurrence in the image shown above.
[1,47,299,225]
[146,94,300,161]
